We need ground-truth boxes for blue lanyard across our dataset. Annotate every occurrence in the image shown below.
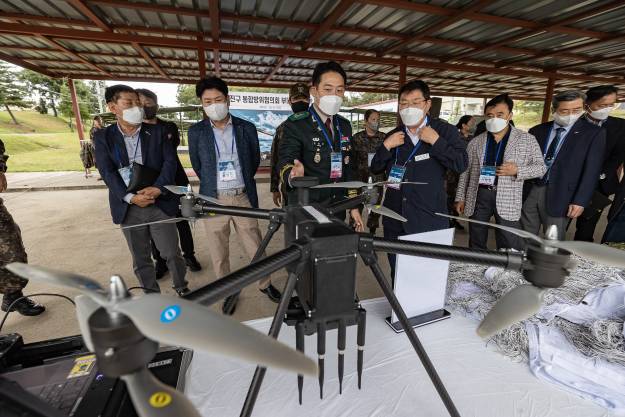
[394,118,428,166]
[542,124,567,158]
[115,133,141,168]
[483,136,504,166]
[214,125,236,158]
[309,107,343,152]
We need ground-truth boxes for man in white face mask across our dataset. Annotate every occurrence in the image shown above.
[370,80,468,280]
[351,109,386,234]
[188,76,281,314]
[455,94,546,250]
[277,61,364,231]
[93,85,188,295]
[522,90,606,240]
[575,85,625,242]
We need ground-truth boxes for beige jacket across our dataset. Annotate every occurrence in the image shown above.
[455,126,547,221]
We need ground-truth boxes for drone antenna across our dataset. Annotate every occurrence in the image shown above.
[295,322,305,405]
[356,309,366,390]
[337,319,346,395]
[317,322,326,399]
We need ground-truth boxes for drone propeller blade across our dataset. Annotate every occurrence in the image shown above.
[196,193,223,205]
[114,294,317,377]
[374,181,427,187]
[369,205,407,222]
[164,185,190,195]
[75,295,101,352]
[435,213,543,245]
[549,240,625,268]
[476,284,545,339]
[6,263,107,303]
[121,218,189,230]
[122,367,202,417]
[312,181,368,189]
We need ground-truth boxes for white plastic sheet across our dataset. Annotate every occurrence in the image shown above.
[186,299,612,417]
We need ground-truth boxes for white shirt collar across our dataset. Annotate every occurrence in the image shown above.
[210,115,232,129]
[116,123,140,139]
[404,117,428,145]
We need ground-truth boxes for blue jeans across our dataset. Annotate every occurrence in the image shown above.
[602,208,625,243]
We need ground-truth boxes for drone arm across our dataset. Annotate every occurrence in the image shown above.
[184,244,303,306]
[196,202,278,220]
[326,193,369,215]
[366,235,524,271]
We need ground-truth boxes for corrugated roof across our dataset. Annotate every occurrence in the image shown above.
[0,0,624,100]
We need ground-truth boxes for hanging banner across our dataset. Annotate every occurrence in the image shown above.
[229,92,292,162]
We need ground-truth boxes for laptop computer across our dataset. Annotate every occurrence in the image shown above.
[1,346,193,417]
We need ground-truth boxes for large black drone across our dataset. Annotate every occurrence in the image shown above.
[8,176,625,417]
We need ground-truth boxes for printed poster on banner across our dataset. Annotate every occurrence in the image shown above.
[229,92,292,161]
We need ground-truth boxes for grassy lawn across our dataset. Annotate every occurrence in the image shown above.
[1,110,194,172]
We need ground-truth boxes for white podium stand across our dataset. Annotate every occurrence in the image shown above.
[386,228,455,332]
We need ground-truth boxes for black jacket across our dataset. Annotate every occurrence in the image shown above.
[157,118,189,186]
[94,123,178,224]
[527,118,606,217]
[371,118,468,235]
[596,115,625,196]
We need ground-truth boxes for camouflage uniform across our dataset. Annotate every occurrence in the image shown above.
[351,129,386,231]
[0,138,28,295]
[270,121,288,205]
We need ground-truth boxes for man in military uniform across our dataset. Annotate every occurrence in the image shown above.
[277,61,364,230]
[351,109,386,234]
[0,138,46,316]
[270,82,310,207]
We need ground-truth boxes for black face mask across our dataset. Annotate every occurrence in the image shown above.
[290,101,309,114]
[143,106,158,120]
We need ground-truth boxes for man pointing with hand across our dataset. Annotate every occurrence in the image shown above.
[278,61,364,230]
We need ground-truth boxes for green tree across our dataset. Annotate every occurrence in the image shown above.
[58,80,99,124]
[176,84,200,106]
[20,69,64,117]
[0,61,32,124]
[344,92,396,107]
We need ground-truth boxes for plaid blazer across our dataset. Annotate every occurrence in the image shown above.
[455,126,546,221]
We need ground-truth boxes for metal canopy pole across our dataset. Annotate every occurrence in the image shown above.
[67,78,85,142]
[542,76,556,123]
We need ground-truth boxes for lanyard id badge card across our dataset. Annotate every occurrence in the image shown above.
[215,127,238,182]
[310,108,344,180]
[387,164,406,189]
[218,161,237,182]
[116,138,140,187]
[330,152,343,179]
[479,138,503,186]
[478,166,496,186]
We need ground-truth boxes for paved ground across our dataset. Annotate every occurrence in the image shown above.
[1,172,608,343]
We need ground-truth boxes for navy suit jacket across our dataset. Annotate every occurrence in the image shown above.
[597,116,625,196]
[527,118,606,217]
[371,117,468,235]
[188,115,261,208]
[94,123,178,224]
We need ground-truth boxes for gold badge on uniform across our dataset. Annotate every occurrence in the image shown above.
[344,156,350,165]
[314,152,321,163]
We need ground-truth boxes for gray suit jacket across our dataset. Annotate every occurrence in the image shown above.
[456,126,546,221]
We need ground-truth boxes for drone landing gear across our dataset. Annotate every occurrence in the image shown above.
[359,247,461,417]
[223,214,283,315]
[239,264,303,417]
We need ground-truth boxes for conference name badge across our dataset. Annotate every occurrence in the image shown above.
[387,164,406,190]
[478,165,496,186]
[330,152,342,179]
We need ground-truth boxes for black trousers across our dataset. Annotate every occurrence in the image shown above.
[574,207,604,242]
[469,188,523,251]
[152,217,194,264]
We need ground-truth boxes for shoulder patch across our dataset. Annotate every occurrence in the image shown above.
[288,111,309,122]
